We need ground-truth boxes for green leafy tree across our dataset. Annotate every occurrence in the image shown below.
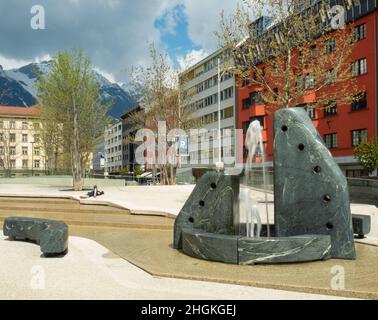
[355,140,378,175]
[37,50,110,190]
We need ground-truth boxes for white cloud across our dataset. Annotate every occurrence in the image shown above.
[0,54,51,70]
[177,49,209,70]
[182,0,240,52]
[93,67,117,84]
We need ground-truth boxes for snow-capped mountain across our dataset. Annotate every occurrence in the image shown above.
[0,65,37,107]
[0,61,134,118]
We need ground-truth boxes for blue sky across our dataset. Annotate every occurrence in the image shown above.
[155,4,202,68]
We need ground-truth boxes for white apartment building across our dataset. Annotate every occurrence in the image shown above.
[180,48,237,166]
[104,121,123,174]
[0,105,45,176]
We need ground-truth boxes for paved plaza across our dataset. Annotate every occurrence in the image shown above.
[0,182,377,299]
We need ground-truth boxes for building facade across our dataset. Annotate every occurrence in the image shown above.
[92,137,105,174]
[121,107,143,174]
[104,121,123,174]
[0,106,45,176]
[237,2,378,177]
[180,49,237,166]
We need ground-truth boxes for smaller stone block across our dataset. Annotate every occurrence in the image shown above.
[182,229,240,264]
[352,214,371,238]
[238,235,332,265]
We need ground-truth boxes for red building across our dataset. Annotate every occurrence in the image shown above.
[237,4,378,177]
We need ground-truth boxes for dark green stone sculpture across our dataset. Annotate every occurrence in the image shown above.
[274,108,356,260]
[181,229,331,265]
[3,217,68,256]
[173,172,239,249]
[182,229,240,264]
[238,235,331,265]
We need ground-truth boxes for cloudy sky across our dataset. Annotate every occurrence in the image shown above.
[0,0,239,83]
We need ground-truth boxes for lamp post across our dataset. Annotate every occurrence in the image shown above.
[31,141,35,177]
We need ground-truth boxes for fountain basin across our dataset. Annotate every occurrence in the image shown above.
[182,228,331,265]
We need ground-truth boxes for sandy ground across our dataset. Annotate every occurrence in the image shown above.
[0,231,355,300]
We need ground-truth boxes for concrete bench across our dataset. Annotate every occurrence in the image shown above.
[3,217,68,256]
[352,214,371,239]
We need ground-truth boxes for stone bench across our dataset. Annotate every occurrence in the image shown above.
[3,217,68,256]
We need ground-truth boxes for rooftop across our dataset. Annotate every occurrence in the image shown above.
[0,105,40,118]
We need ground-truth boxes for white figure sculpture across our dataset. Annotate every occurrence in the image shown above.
[243,120,264,238]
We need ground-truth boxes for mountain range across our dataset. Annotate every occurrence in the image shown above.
[0,61,134,118]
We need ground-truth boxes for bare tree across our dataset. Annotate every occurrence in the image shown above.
[0,122,16,177]
[127,44,193,185]
[217,0,361,113]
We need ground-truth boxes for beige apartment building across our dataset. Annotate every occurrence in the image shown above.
[0,105,45,176]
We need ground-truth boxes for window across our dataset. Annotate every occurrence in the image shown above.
[353,24,366,42]
[325,38,336,54]
[297,103,315,119]
[10,121,16,129]
[310,45,317,58]
[324,103,337,116]
[34,134,40,143]
[221,72,232,82]
[0,146,3,155]
[22,122,28,130]
[22,160,28,168]
[324,133,337,149]
[304,74,315,89]
[351,58,367,76]
[204,58,217,73]
[221,87,234,101]
[22,147,28,155]
[34,148,40,156]
[242,97,251,109]
[196,83,204,93]
[204,94,217,107]
[204,77,215,90]
[352,129,367,147]
[10,160,16,168]
[0,121,3,129]
[10,147,16,156]
[10,133,16,143]
[0,133,3,141]
[34,123,40,130]
[221,107,234,120]
[22,134,28,142]
[325,69,336,84]
[34,160,40,168]
[307,106,316,119]
[346,169,369,178]
[352,93,367,111]
[250,91,264,105]
[242,77,250,87]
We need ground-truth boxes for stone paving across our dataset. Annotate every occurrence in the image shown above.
[0,183,377,299]
[0,231,351,300]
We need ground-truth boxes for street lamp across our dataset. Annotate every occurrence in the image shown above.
[216,57,233,172]
[31,141,35,177]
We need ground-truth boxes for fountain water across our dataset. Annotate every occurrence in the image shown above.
[242,120,270,238]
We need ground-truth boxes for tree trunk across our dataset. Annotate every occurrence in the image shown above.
[72,101,84,191]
